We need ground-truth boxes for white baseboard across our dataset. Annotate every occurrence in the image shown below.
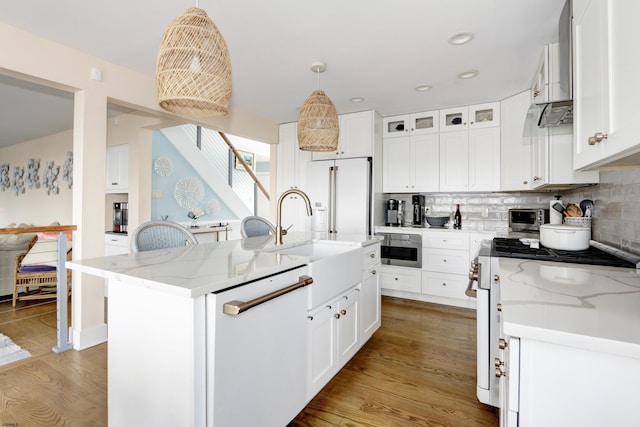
[71,323,108,350]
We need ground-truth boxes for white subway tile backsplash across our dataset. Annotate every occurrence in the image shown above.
[386,169,640,256]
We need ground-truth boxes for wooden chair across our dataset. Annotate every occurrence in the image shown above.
[13,236,72,308]
[131,220,198,252]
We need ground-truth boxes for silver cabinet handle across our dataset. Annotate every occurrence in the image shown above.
[223,275,313,316]
[588,132,608,145]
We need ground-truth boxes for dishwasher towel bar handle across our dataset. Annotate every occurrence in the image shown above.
[223,275,313,316]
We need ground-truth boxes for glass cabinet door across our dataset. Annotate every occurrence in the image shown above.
[469,102,500,129]
[410,110,439,135]
[382,115,410,138]
[439,106,469,132]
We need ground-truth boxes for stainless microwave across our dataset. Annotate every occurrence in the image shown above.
[508,208,549,232]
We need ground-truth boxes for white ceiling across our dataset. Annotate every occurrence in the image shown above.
[0,0,566,148]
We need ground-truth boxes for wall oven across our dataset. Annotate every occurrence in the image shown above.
[376,232,422,268]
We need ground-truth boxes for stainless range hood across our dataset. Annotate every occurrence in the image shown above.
[524,0,572,133]
[526,99,573,129]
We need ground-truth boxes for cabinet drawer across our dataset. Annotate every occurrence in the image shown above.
[362,243,380,270]
[422,231,469,250]
[380,266,421,293]
[422,248,470,275]
[422,271,469,300]
[104,234,128,247]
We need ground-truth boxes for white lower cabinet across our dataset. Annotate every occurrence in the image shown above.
[421,271,468,300]
[500,335,640,427]
[360,243,381,341]
[306,285,360,401]
[380,230,480,309]
[104,233,128,255]
[380,265,421,293]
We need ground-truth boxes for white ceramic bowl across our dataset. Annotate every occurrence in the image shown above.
[540,224,591,251]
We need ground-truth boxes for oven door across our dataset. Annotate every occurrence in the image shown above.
[377,233,422,268]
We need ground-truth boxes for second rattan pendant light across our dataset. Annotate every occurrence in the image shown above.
[156,5,232,118]
[297,62,339,152]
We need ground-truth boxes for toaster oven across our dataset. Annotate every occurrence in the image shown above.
[508,208,549,232]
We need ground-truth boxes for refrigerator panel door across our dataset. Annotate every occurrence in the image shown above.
[306,160,332,233]
[306,158,372,235]
[334,158,371,235]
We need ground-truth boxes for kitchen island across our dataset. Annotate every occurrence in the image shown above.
[67,232,380,427]
[498,258,640,426]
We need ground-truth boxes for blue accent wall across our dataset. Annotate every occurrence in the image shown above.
[151,130,237,223]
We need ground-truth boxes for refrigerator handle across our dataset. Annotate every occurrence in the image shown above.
[329,166,338,233]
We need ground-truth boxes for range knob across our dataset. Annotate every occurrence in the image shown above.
[495,367,505,378]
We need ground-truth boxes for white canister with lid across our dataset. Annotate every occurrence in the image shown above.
[540,224,591,251]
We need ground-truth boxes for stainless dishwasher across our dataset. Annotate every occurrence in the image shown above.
[205,265,312,426]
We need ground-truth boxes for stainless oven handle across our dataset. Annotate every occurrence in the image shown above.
[465,279,478,298]
[223,275,313,316]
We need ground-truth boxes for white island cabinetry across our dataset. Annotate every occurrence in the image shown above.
[67,233,382,427]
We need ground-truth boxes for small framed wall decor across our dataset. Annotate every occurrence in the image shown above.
[235,150,254,171]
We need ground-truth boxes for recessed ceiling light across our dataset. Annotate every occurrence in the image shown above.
[458,70,479,79]
[414,85,432,92]
[448,32,475,46]
[350,97,365,103]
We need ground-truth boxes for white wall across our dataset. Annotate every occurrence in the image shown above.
[0,21,279,351]
[0,130,73,226]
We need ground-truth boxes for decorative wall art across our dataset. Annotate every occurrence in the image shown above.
[62,151,73,189]
[206,198,221,215]
[26,158,40,189]
[174,176,204,209]
[43,161,60,195]
[0,164,9,192]
[154,156,174,176]
[11,166,25,196]
[235,150,254,171]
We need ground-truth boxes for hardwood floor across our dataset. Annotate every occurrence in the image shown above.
[0,299,107,427]
[290,297,498,426]
[0,296,497,426]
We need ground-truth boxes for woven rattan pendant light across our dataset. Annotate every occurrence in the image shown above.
[297,62,339,152]
[156,4,232,118]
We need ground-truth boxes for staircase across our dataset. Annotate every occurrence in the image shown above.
[159,125,269,220]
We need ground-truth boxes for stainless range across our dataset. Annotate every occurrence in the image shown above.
[469,237,637,408]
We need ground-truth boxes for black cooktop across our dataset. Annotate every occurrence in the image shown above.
[492,238,637,268]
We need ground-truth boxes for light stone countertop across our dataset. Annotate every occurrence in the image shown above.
[499,257,640,359]
[67,232,380,298]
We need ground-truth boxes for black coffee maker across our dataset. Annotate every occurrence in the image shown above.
[113,202,129,233]
[412,195,425,226]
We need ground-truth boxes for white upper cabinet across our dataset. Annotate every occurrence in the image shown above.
[440,102,501,192]
[440,103,500,132]
[312,111,375,160]
[500,91,533,191]
[383,133,439,193]
[469,103,501,129]
[382,110,439,138]
[439,106,469,132]
[573,0,640,169]
[105,144,129,193]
